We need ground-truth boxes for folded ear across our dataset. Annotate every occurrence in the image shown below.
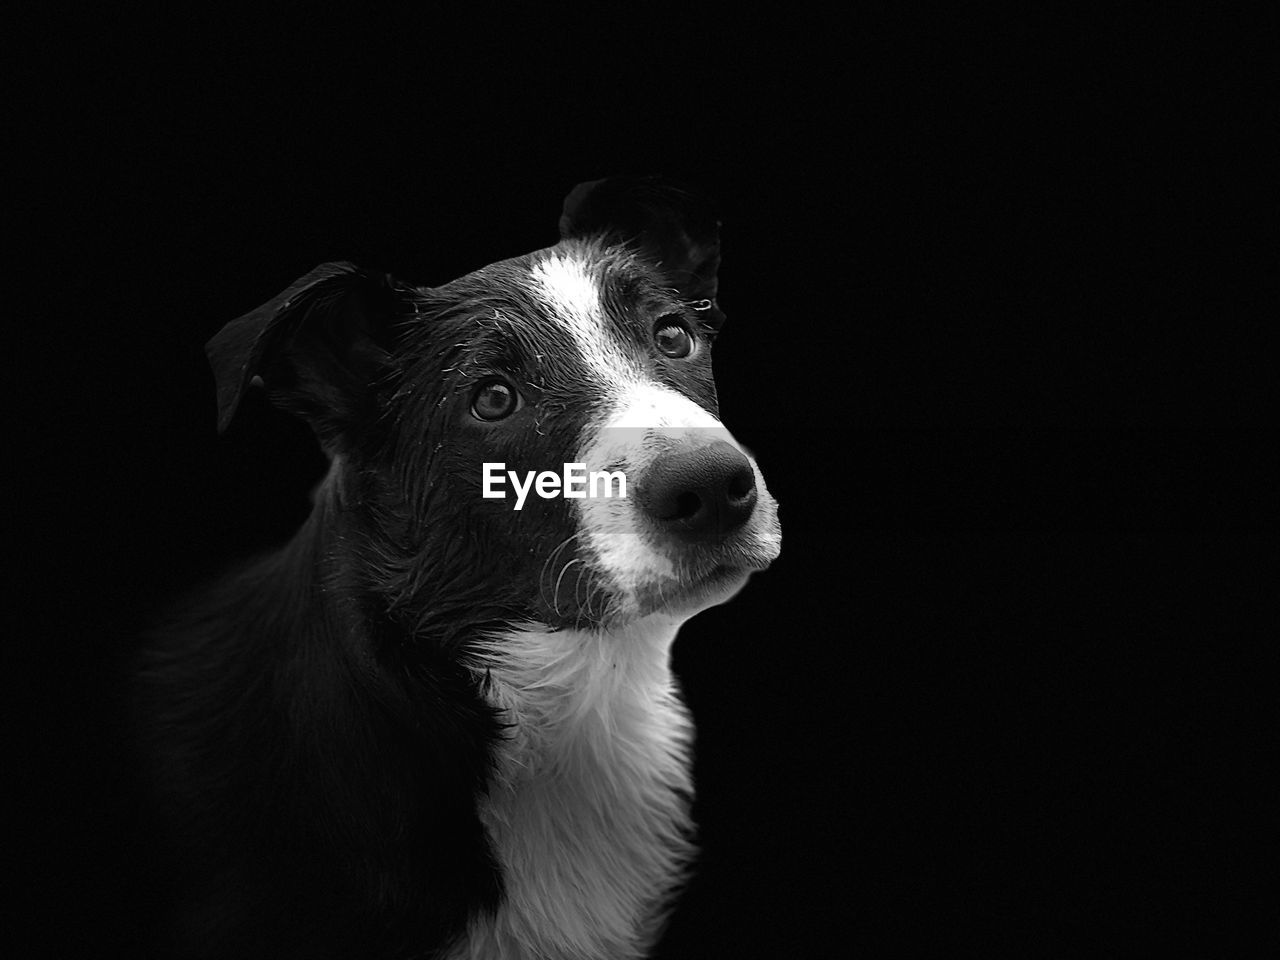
[206,261,410,449]
[559,176,723,310]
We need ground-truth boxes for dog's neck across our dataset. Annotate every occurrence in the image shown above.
[254,468,698,958]
[455,618,696,960]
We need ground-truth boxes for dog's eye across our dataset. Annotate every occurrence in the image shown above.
[655,321,694,359]
[471,379,521,421]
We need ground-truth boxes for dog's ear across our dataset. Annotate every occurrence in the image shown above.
[559,176,722,310]
[206,261,409,447]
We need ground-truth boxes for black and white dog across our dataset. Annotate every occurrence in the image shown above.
[137,177,780,959]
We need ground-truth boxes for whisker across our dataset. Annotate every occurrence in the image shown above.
[538,532,583,610]
[552,558,582,618]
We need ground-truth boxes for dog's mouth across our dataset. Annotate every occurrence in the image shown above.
[685,545,774,583]
[689,521,781,575]
[632,535,780,617]
[537,547,773,632]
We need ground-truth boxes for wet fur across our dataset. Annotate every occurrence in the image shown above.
[136,178,776,959]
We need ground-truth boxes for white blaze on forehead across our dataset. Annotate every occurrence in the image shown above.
[528,253,637,388]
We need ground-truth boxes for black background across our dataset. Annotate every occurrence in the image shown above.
[11,8,1272,957]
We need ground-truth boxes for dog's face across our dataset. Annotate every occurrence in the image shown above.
[208,178,780,634]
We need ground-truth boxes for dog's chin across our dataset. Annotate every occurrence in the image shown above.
[543,565,755,632]
[632,540,780,621]
[634,564,754,619]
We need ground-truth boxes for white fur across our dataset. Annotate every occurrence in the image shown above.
[449,256,781,959]
[607,381,728,433]
[454,617,695,960]
[573,381,780,614]
[528,254,639,389]
[529,254,733,608]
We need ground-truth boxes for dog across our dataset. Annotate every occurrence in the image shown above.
[136,176,781,959]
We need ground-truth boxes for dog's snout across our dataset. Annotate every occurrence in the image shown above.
[637,440,757,540]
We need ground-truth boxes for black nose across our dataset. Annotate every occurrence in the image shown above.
[637,440,757,540]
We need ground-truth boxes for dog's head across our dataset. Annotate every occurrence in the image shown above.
[207,177,780,635]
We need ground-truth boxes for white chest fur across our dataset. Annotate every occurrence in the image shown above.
[452,618,695,960]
